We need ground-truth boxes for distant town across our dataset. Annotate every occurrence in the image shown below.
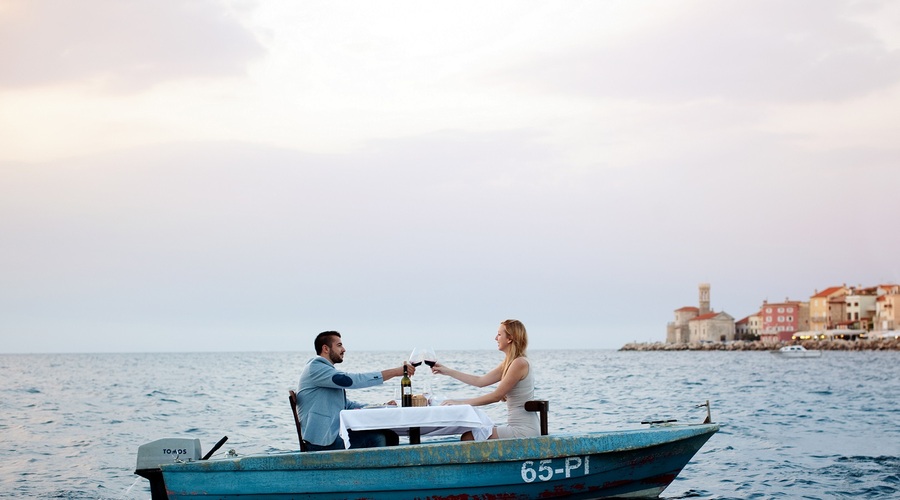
[621,283,900,351]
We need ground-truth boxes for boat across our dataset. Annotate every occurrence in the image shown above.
[771,345,823,358]
[135,403,719,499]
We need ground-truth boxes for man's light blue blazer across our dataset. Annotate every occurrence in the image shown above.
[297,356,385,447]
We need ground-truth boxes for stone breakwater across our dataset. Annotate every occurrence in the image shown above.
[620,338,900,351]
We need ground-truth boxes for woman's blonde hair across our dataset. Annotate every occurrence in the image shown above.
[500,319,528,377]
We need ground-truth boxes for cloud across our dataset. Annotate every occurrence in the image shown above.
[502,0,900,103]
[2,1,899,352]
[0,0,264,91]
[2,129,897,352]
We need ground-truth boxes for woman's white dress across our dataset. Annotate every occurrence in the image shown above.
[495,358,540,438]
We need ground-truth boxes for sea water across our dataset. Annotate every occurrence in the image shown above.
[0,350,898,499]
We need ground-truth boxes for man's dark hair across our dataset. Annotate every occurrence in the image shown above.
[314,331,341,354]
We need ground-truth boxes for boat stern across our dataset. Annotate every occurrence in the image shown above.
[135,438,202,500]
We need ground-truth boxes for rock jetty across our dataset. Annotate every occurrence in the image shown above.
[620,338,900,352]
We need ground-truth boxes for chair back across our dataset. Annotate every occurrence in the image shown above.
[288,390,308,451]
[524,400,549,435]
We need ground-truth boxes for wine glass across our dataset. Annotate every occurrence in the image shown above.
[422,347,437,402]
[423,347,437,369]
[408,348,424,368]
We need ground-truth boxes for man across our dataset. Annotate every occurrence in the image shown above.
[297,330,414,451]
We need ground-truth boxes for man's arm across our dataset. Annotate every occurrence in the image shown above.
[380,362,414,382]
[305,357,385,389]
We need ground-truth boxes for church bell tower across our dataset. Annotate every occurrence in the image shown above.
[699,283,711,315]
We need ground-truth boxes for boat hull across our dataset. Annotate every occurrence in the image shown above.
[771,350,822,358]
[158,424,718,499]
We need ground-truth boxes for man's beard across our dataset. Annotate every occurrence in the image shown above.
[330,352,343,364]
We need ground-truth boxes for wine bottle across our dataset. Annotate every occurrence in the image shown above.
[400,364,413,407]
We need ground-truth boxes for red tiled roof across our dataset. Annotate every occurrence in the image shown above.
[675,306,699,312]
[812,286,845,298]
[690,312,720,321]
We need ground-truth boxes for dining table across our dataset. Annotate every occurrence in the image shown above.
[338,405,494,448]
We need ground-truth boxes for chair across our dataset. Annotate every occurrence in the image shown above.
[524,400,549,436]
[288,390,308,452]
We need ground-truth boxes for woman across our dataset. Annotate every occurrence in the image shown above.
[432,319,540,440]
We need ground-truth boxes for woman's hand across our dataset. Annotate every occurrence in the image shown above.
[441,399,462,406]
[431,362,448,375]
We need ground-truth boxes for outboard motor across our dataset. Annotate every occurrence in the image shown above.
[135,438,202,500]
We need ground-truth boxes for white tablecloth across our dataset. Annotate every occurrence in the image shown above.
[339,405,494,448]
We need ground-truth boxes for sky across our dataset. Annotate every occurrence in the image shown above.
[2,0,899,354]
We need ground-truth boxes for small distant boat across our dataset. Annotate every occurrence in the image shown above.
[771,345,822,358]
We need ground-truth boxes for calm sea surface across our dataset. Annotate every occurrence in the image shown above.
[1,350,898,499]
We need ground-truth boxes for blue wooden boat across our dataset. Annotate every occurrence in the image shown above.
[135,419,718,499]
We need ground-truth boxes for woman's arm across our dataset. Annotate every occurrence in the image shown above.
[442,358,529,407]
[431,362,502,388]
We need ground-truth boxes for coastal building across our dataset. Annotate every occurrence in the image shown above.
[699,283,710,315]
[689,312,736,343]
[735,316,750,338]
[809,286,848,331]
[874,284,900,332]
[667,283,735,343]
[759,300,809,343]
[735,312,761,340]
[665,281,898,345]
[828,295,848,330]
[750,313,762,337]
[842,286,877,330]
[667,306,698,343]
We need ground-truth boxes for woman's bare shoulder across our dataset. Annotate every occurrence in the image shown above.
[510,356,530,367]
[506,356,531,378]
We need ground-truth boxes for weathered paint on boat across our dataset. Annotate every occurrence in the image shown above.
[155,423,718,499]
